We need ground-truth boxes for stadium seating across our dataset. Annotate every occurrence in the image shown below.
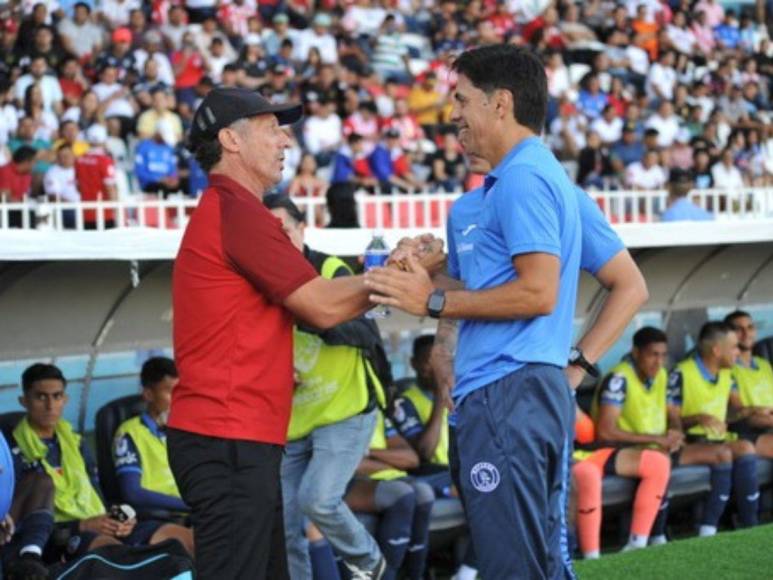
[94,394,146,506]
[753,336,773,366]
[0,412,24,444]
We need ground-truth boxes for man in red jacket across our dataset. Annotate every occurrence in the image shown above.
[168,88,384,580]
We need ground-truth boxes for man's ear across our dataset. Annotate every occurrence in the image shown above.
[217,126,241,154]
[492,88,514,121]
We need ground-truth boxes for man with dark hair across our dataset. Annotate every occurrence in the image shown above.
[668,322,760,534]
[661,169,714,222]
[573,327,673,559]
[725,311,773,459]
[390,335,454,491]
[263,194,387,579]
[10,363,193,565]
[113,358,190,517]
[0,145,36,228]
[169,87,416,579]
[365,44,583,578]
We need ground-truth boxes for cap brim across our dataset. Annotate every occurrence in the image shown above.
[188,101,303,150]
[265,102,304,126]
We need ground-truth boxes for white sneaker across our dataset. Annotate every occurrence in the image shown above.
[649,535,668,546]
[343,556,387,580]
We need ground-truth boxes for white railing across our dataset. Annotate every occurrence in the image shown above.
[1,188,772,232]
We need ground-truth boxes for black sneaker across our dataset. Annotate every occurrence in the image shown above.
[7,552,49,580]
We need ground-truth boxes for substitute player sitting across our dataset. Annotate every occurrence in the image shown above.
[725,311,773,459]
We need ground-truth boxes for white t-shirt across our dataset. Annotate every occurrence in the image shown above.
[711,162,745,189]
[625,45,650,76]
[133,50,175,87]
[14,75,63,112]
[645,114,681,148]
[667,25,696,55]
[294,30,338,64]
[626,162,667,189]
[646,63,677,101]
[99,0,142,27]
[342,6,387,36]
[591,117,623,144]
[44,164,81,201]
[92,82,135,118]
[0,104,19,146]
[303,114,343,155]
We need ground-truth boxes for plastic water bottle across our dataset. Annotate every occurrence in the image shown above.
[364,233,390,319]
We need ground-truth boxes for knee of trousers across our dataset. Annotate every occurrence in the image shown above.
[410,481,435,507]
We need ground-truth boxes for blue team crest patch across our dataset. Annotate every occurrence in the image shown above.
[470,462,500,493]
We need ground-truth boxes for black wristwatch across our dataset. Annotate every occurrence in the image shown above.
[568,347,599,377]
[426,288,446,319]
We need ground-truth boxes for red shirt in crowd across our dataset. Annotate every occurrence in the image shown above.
[0,162,32,201]
[74,148,116,223]
[169,174,317,444]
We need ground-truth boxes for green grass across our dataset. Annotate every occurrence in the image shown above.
[575,524,773,580]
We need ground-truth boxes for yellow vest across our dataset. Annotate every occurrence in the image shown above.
[114,415,181,499]
[401,386,449,467]
[732,357,773,408]
[596,361,668,436]
[287,257,385,441]
[677,357,734,441]
[369,410,406,481]
[13,418,105,523]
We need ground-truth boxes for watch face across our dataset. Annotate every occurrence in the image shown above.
[569,348,580,363]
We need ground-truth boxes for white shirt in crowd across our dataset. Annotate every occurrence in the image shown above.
[591,116,623,144]
[98,0,142,28]
[646,63,677,101]
[57,18,104,59]
[44,164,81,202]
[0,104,19,146]
[645,113,681,148]
[133,51,175,87]
[711,162,745,189]
[294,30,338,64]
[303,113,343,156]
[666,25,696,55]
[342,5,387,36]
[626,161,667,190]
[92,82,135,118]
[14,74,63,112]
[625,45,650,76]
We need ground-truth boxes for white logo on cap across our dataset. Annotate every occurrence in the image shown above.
[470,462,500,493]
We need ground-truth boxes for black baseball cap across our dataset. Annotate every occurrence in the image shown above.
[188,87,303,148]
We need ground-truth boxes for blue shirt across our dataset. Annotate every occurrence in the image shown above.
[661,198,714,222]
[446,181,622,415]
[446,186,484,282]
[453,137,582,401]
[714,24,740,49]
[610,141,645,168]
[578,91,608,120]
[134,139,178,189]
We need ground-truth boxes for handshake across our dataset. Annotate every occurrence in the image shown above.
[385,233,447,276]
[364,233,447,317]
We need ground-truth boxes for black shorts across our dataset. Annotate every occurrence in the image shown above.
[602,447,682,476]
[46,519,165,561]
[731,419,773,444]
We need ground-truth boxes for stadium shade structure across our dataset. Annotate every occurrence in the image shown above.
[0,208,772,432]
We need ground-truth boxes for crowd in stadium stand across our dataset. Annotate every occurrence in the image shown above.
[0,0,771,228]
